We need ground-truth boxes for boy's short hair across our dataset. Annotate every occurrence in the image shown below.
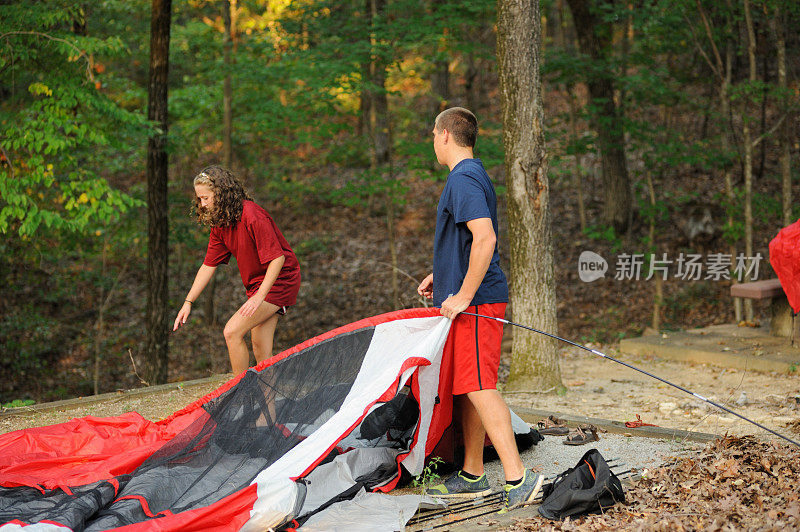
[434,107,478,148]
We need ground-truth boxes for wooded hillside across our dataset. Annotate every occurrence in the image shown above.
[1,0,797,404]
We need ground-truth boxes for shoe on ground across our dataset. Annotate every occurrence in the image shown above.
[563,424,600,445]
[498,470,544,514]
[538,415,570,435]
[426,470,491,499]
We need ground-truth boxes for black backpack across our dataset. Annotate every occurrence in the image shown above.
[538,449,625,520]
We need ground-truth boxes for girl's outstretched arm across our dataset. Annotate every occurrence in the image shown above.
[173,264,217,330]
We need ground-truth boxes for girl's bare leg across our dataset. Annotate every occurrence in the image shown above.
[223,301,280,374]
[251,312,280,364]
[249,306,281,423]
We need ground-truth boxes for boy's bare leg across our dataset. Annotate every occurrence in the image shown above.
[459,395,487,476]
[223,301,281,374]
[464,389,525,482]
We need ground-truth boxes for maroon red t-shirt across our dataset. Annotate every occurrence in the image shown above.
[203,200,301,306]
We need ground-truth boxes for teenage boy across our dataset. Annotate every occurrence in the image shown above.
[417,107,542,512]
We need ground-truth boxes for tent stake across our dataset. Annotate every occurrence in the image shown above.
[461,311,800,449]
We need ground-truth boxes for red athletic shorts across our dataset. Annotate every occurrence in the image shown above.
[446,302,507,395]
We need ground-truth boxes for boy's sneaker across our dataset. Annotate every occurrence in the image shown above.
[498,470,544,514]
[426,471,492,499]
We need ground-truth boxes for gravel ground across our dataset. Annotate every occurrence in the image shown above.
[404,433,700,531]
[481,432,700,492]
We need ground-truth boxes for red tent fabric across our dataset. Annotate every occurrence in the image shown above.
[0,308,538,531]
[0,309,452,531]
[0,410,203,490]
[769,219,800,314]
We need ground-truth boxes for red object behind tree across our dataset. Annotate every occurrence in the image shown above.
[769,219,800,314]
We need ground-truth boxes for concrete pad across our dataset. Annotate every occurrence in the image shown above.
[620,323,800,373]
[511,406,717,443]
[0,374,230,420]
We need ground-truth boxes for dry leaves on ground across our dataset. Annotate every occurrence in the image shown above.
[506,436,800,531]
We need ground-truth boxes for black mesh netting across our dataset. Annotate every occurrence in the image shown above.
[0,326,422,531]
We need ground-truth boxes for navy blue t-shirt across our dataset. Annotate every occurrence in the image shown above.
[433,158,508,307]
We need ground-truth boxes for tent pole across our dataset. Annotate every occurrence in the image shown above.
[460,311,800,449]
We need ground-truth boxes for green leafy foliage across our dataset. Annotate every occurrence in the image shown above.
[411,455,444,494]
[2,399,35,409]
[0,2,147,236]
[584,224,623,253]
[0,0,796,403]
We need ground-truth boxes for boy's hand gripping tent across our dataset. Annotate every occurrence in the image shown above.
[0,308,537,531]
[769,219,800,314]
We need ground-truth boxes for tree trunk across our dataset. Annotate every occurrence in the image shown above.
[430,59,449,116]
[771,6,791,226]
[498,0,561,391]
[222,0,235,168]
[557,0,586,233]
[204,0,237,327]
[568,92,587,233]
[465,51,479,112]
[358,63,372,139]
[368,0,389,185]
[742,0,755,323]
[566,0,631,232]
[368,0,399,307]
[357,0,371,139]
[94,234,108,395]
[721,44,742,322]
[757,48,768,181]
[144,0,171,385]
[464,18,492,113]
[385,185,400,307]
[691,0,741,320]
[646,171,661,331]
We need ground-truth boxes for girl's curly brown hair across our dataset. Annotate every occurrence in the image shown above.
[192,165,253,227]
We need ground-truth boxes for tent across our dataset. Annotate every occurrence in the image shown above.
[769,219,800,314]
[0,308,538,531]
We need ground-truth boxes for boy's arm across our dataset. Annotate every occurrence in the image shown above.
[440,217,495,319]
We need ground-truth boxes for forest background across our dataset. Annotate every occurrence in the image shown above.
[0,0,797,405]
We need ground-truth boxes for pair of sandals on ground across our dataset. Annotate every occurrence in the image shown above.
[538,415,600,445]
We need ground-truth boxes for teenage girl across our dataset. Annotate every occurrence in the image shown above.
[173,165,301,374]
